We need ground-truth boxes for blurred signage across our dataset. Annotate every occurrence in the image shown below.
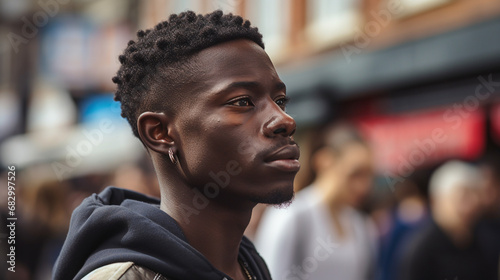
[79,93,126,127]
[90,24,132,90]
[40,16,94,89]
[40,17,132,90]
[355,107,484,177]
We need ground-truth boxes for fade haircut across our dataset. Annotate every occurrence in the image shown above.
[112,10,264,138]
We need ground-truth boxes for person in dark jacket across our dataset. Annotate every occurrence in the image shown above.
[53,10,300,280]
[399,161,495,280]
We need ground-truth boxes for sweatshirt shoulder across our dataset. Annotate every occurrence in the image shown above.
[82,262,170,280]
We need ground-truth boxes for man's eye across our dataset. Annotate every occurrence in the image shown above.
[229,98,253,107]
[275,97,290,110]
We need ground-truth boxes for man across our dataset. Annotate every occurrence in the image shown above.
[400,160,495,280]
[53,10,300,280]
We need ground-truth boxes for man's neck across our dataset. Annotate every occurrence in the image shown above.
[158,176,253,279]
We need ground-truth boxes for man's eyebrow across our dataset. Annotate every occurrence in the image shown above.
[224,81,260,92]
[218,80,287,94]
[275,81,286,92]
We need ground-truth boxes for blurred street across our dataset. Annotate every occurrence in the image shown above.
[0,0,499,279]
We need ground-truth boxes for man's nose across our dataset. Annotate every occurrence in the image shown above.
[262,104,296,138]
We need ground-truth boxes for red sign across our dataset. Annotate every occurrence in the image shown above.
[354,107,485,178]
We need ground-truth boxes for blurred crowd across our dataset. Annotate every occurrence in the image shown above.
[1,121,499,280]
[0,154,160,280]
[250,123,500,280]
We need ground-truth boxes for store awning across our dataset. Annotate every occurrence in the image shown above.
[280,16,500,98]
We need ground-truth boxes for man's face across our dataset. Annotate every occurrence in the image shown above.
[170,39,299,207]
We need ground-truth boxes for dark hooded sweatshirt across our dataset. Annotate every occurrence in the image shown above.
[53,187,272,280]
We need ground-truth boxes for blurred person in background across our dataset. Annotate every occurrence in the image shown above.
[376,171,430,280]
[400,160,496,280]
[1,172,92,280]
[0,169,31,280]
[476,154,500,279]
[108,154,160,198]
[478,155,500,219]
[255,123,377,280]
[54,10,299,280]
[24,180,73,280]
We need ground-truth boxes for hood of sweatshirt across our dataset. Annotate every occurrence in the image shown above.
[53,187,270,280]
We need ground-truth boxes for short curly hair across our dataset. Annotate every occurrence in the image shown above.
[112,10,264,138]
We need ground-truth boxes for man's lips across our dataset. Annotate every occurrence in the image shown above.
[264,145,301,172]
[265,145,300,162]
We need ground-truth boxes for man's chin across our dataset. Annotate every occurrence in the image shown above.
[251,186,294,208]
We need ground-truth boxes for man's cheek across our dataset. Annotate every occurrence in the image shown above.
[237,139,260,156]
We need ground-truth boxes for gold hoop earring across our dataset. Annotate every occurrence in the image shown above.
[168,149,178,165]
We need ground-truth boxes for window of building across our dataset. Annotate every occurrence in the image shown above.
[210,0,240,14]
[395,0,454,18]
[245,0,291,61]
[306,0,362,49]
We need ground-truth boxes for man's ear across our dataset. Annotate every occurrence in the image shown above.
[137,112,174,155]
